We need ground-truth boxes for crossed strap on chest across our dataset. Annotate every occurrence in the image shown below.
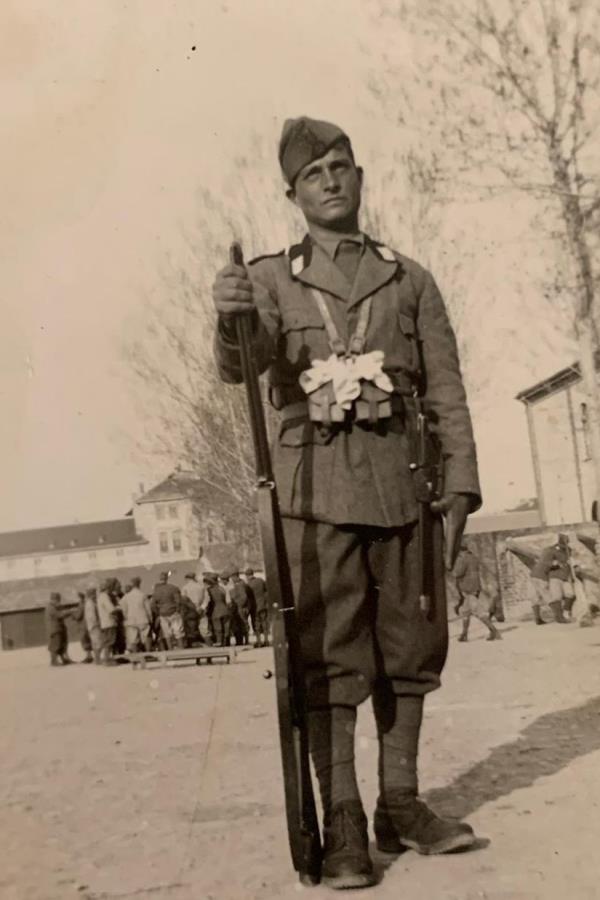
[298,288,394,425]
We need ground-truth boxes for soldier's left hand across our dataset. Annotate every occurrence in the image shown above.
[430,493,471,570]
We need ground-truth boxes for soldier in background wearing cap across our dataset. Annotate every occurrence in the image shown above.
[244,567,269,647]
[45,592,73,666]
[212,117,481,888]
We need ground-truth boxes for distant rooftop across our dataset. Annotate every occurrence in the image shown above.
[0,519,145,560]
[465,509,543,534]
[0,543,249,612]
[516,353,600,404]
[136,470,204,505]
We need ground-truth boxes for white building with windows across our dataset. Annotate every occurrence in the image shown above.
[517,359,599,526]
[0,470,232,584]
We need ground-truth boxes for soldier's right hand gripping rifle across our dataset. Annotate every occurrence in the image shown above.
[226,242,322,887]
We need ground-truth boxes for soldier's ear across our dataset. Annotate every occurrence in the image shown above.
[356,166,364,187]
[286,185,299,207]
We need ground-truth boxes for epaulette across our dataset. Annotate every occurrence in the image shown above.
[371,240,397,263]
[247,250,285,266]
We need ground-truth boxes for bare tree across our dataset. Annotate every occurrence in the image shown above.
[373,0,600,519]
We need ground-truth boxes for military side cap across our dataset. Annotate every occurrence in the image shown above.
[221,565,239,579]
[279,116,349,185]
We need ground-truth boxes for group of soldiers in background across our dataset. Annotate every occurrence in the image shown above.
[450,531,597,645]
[45,566,269,667]
[527,532,584,625]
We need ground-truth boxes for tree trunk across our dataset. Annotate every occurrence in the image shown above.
[575,318,600,624]
[576,319,600,519]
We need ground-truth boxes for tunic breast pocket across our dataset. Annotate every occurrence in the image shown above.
[394,311,420,373]
[280,307,329,368]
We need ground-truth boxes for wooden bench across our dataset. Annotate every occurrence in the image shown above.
[129,646,243,669]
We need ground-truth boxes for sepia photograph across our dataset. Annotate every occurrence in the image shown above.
[1,1,599,898]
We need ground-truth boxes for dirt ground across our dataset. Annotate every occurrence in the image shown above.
[2,616,600,900]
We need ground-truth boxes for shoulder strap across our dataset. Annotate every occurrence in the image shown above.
[309,289,374,358]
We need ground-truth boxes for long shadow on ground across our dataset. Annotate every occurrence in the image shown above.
[423,694,600,820]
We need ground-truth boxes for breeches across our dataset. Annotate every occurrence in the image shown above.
[48,632,67,654]
[88,626,103,652]
[283,517,448,708]
[159,613,184,641]
[126,623,151,648]
[460,592,492,620]
[529,577,548,607]
[549,579,575,603]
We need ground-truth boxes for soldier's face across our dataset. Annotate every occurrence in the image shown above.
[288,146,363,229]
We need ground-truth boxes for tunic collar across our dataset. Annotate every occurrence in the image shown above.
[289,233,401,307]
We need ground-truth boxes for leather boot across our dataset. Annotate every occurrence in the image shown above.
[562,597,575,619]
[50,653,61,666]
[321,800,376,890]
[532,604,546,625]
[550,600,568,623]
[374,794,475,855]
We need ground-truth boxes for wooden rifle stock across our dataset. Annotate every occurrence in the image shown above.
[230,242,322,886]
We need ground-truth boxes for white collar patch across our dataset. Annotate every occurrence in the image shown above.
[290,254,305,276]
[377,244,396,262]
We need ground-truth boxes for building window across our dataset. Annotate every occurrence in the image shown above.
[155,505,166,520]
[60,555,69,563]
[172,530,182,552]
[168,504,179,519]
[69,539,78,547]
[98,536,105,544]
[88,551,97,560]
[159,532,168,554]
[34,558,43,568]
[116,548,124,557]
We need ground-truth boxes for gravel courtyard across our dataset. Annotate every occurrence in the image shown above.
[2,616,599,900]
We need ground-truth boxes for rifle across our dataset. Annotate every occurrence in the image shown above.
[230,242,322,886]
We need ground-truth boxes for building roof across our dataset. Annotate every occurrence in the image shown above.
[0,559,199,613]
[135,470,204,505]
[0,518,145,560]
[0,543,256,613]
[516,353,600,404]
[464,509,543,534]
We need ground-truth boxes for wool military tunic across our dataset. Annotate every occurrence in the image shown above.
[215,234,480,527]
[214,232,480,706]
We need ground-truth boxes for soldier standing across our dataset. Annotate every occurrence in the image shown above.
[453,543,501,642]
[120,577,152,652]
[83,586,103,664]
[151,571,185,649]
[210,575,231,647]
[45,592,73,666]
[530,536,575,624]
[71,591,94,663]
[229,568,252,645]
[245,567,269,647]
[212,117,481,889]
[97,579,118,664]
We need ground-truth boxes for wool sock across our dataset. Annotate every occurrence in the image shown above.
[372,690,424,799]
[307,705,361,816]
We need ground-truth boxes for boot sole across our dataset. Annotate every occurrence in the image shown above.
[321,871,377,889]
[377,830,476,856]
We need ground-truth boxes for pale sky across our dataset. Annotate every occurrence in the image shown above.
[0,0,573,532]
